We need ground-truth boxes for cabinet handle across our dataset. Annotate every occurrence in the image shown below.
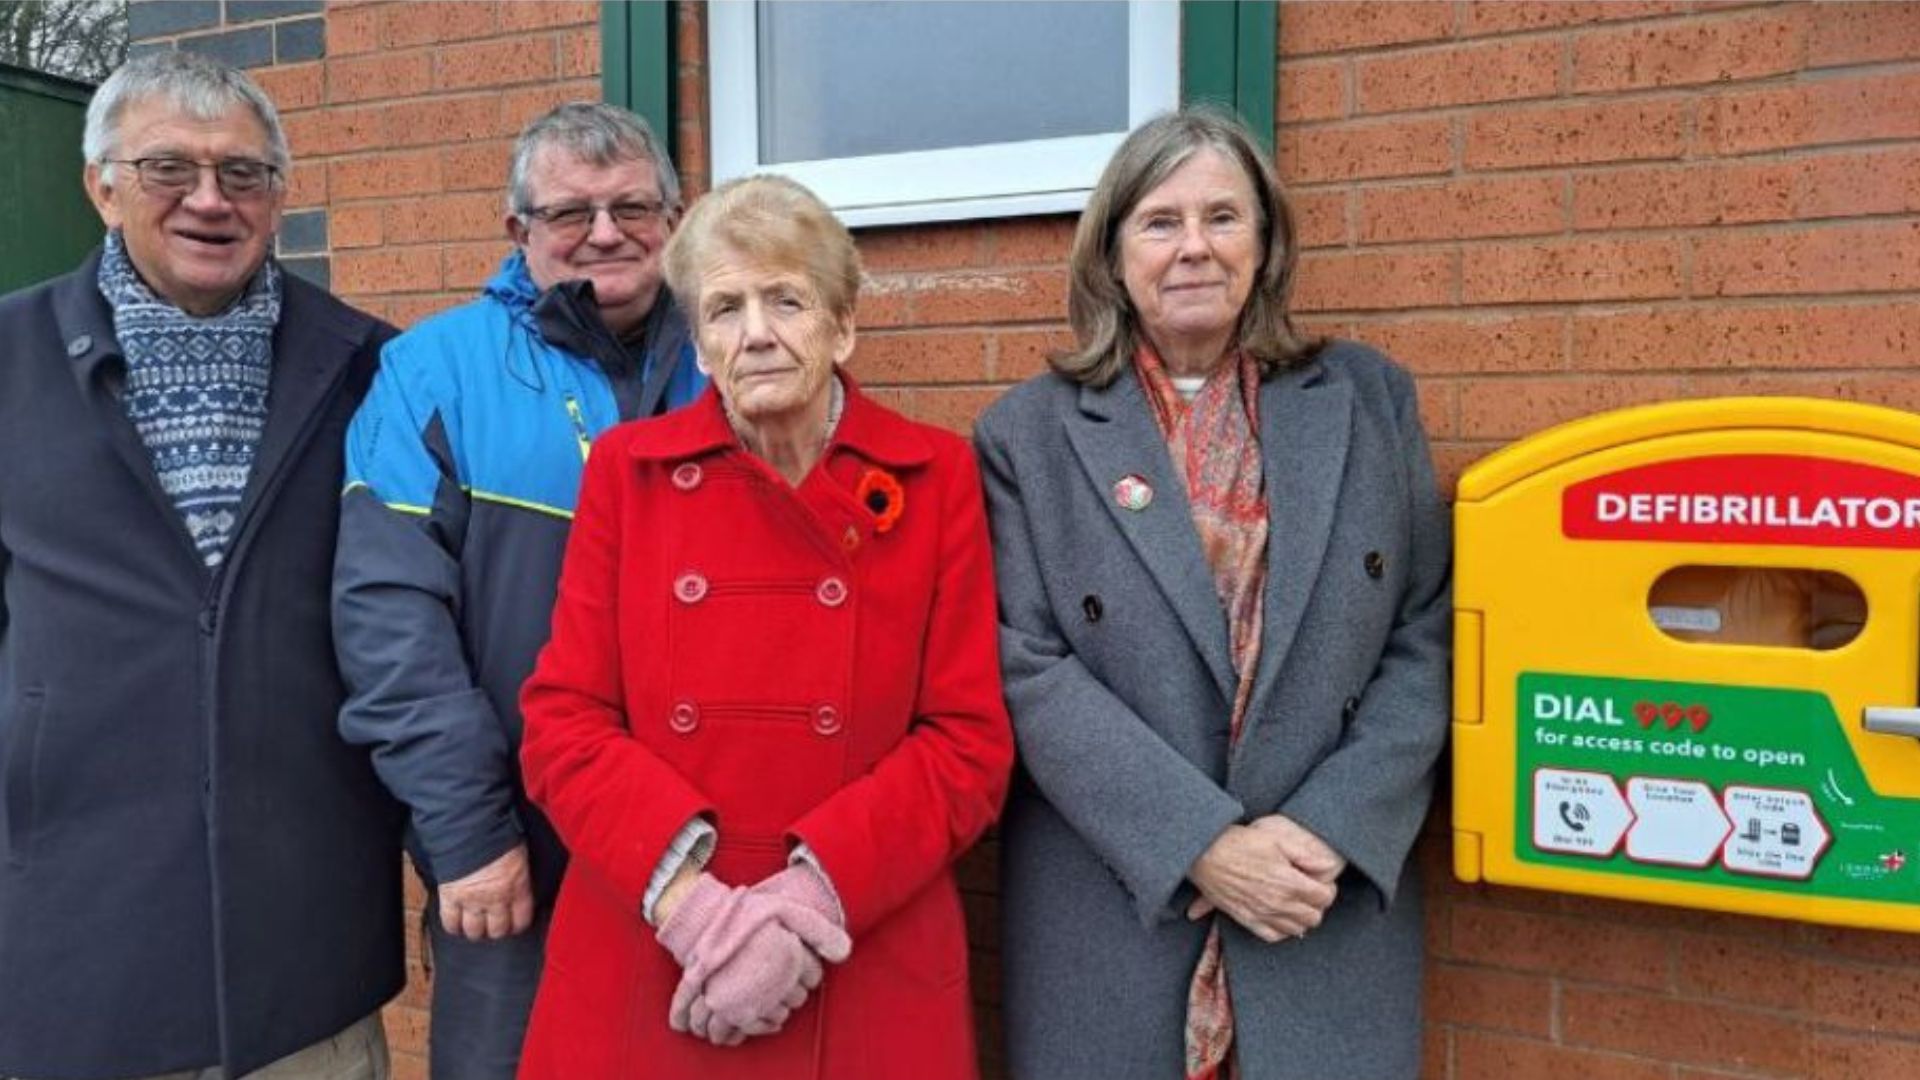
[1862,706,1920,738]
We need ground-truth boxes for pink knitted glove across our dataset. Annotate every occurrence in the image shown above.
[656,874,758,1044]
[680,927,821,1041]
[753,863,847,945]
[660,866,851,1044]
[655,873,741,970]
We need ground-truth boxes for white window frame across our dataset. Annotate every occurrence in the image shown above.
[708,1,1180,229]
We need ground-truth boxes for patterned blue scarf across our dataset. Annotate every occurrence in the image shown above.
[97,230,282,569]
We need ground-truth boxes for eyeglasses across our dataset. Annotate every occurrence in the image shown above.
[521,199,673,240]
[106,157,282,200]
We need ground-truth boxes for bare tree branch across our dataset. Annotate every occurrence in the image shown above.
[0,0,127,84]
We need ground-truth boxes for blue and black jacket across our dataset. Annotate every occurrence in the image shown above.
[333,252,703,903]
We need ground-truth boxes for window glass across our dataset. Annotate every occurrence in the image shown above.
[756,1,1129,164]
[708,0,1178,227]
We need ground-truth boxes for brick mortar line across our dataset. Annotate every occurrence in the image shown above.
[1280,94,1687,133]
[858,263,1074,276]
[1431,1021,1693,1068]
[1315,289,1920,317]
[1286,141,1920,194]
[1280,145,1920,195]
[862,326,1066,337]
[320,27,586,69]
[1792,55,1920,83]
[1334,70,1917,126]
[1443,1028,1752,1071]
[1277,4,1711,63]
[1428,367,1920,385]
[1428,964,1819,1008]
[1436,944,1920,986]
[329,14,600,39]
[154,19,320,48]
[1300,15,1805,69]
[1299,213,1920,256]
[1280,59,1920,133]
[858,382,1017,392]
[1322,292,1920,320]
[1339,208,1920,247]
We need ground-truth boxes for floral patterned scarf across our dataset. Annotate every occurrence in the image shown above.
[1134,343,1269,1080]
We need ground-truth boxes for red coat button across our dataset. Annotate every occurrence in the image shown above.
[669,701,700,734]
[813,705,842,736]
[672,463,703,491]
[674,572,709,604]
[816,576,848,607]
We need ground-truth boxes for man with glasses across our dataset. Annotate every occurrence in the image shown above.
[0,51,403,1079]
[333,102,704,1079]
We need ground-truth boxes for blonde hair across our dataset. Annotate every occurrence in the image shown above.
[663,174,861,319]
[1057,108,1319,387]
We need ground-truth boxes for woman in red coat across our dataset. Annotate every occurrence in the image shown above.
[516,173,1014,1080]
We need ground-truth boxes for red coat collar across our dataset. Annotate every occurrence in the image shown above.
[629,372,935,469]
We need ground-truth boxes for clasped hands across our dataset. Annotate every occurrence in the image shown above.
[655,864,851,1046]
[1186,814,1347,943]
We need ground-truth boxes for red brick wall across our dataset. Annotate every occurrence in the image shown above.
[248,3,1920,1078]
[1279,3,1920,1078]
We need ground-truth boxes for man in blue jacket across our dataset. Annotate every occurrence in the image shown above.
[333,102,704,1079]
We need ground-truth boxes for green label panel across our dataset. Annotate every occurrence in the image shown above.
[1515,672,1920,901]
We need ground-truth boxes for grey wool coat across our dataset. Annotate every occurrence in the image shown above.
[974,339,1451,1080]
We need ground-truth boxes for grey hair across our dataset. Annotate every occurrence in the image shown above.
[507,102,681,215]
[84,49,290,183]
[1056,106,1320,388]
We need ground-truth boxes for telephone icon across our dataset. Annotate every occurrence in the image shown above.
[1558,800,1591,832]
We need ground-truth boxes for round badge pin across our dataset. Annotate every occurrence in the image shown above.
[1113,474,1154,512]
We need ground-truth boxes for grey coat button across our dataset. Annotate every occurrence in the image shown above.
[66,335,92,357]
[1364,551,1385,579]
[1342,697,1360,724]
[1082,595,1103,622]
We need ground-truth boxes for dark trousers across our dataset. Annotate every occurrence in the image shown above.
[423,901,549,1080]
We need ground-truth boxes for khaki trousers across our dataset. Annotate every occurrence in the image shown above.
[8,1012,387,1080]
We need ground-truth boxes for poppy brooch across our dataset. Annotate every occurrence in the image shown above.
[856,468,906,533]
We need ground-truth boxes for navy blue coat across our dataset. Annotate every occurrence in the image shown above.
[0,250,405,1078]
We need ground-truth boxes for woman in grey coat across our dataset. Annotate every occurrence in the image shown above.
[975,109,1450,1080]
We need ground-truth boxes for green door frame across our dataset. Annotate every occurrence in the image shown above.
[601,2,675,157]
[600,1,1278,163]
[1183,0,1277,152]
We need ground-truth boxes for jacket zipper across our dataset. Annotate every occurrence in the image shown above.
[563,393,593,463]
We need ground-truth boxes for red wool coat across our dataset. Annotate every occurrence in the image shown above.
[518,380,1013,1080]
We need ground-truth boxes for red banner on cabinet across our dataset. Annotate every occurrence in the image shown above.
[1563,455,1920,549]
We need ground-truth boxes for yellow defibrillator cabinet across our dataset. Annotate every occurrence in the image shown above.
[1453,398,1920,931]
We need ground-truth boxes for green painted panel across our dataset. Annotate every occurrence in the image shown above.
[600,1,676,161]
[1234,0,1276,152]
[0,63,101,294]
[1182,0,1238,111]
[1180,1,1276,152]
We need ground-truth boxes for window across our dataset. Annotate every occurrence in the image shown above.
[706,1,1179,227]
